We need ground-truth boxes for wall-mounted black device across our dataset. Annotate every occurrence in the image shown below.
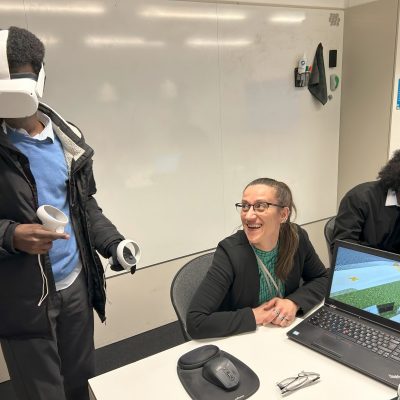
[329,50,337,68]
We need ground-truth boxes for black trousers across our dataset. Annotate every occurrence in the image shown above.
[1,270,95,400]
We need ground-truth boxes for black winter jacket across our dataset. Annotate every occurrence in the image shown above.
[0,104,123,339]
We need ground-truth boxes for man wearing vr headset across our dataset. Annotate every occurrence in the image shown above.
[0,26,127,400]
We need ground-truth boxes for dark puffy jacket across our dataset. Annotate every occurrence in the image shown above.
[0,104,123,339]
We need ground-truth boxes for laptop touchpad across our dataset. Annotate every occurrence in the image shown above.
[312,334,344,358]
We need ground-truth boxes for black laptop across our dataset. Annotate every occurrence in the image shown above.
[287,240,400,388]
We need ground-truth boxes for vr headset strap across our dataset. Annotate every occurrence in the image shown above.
[0,30,10,79]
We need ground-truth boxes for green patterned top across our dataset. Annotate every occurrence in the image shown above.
[253,245,285,304]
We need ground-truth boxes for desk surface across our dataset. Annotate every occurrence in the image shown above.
[89,321,396,399]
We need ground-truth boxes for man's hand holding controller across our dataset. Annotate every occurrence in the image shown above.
[13,224,69,254]
[13,205,69,254]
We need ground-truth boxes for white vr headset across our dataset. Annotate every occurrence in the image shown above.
[0,29,45,118]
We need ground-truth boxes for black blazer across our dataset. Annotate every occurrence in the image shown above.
[332,181,400,254]
[186,225,329,339]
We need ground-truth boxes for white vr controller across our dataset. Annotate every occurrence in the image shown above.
[36,205,68,233]
[36,205,140,271]
[108,239,141,271]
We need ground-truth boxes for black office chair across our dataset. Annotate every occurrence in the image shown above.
[170,252,214,341]
[324,216,336,267]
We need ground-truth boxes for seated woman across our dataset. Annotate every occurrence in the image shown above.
[186,178,329,339]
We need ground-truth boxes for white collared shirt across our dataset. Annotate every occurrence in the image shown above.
[2,112,54,141]
[385,189,399,207]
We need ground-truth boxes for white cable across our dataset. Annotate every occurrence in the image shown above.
[37,254,48,306]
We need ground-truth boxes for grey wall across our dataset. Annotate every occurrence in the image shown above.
[338,0,398,202]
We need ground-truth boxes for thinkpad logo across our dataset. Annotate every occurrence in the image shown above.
[388,374,400,379]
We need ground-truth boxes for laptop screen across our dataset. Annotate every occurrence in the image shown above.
[329,244,400,324]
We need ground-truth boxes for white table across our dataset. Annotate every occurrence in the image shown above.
[89,321,397,399]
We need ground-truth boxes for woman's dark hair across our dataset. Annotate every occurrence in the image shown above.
[245,177,299,281]
[378,150,400,192]
[6,26,45,75]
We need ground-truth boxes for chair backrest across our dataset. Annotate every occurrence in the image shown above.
[170,252,214,340]
[324,216,336,266]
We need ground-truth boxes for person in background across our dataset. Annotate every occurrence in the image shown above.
[186,177,328,339]
[0,26,130,400]
[331,150,400,254]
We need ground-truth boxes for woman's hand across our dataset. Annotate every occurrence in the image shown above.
[252,302,278,325]
[263,297,299,327]
[252,297,297,326]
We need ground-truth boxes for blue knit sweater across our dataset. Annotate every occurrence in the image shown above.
[8,129,79,282]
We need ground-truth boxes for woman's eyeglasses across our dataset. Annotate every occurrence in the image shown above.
[276,371,320,395]
[235,201,284,214]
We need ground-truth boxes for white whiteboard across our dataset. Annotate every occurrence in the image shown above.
[0,1,343,269]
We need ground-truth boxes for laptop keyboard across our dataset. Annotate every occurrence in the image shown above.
[308,308,400,363]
